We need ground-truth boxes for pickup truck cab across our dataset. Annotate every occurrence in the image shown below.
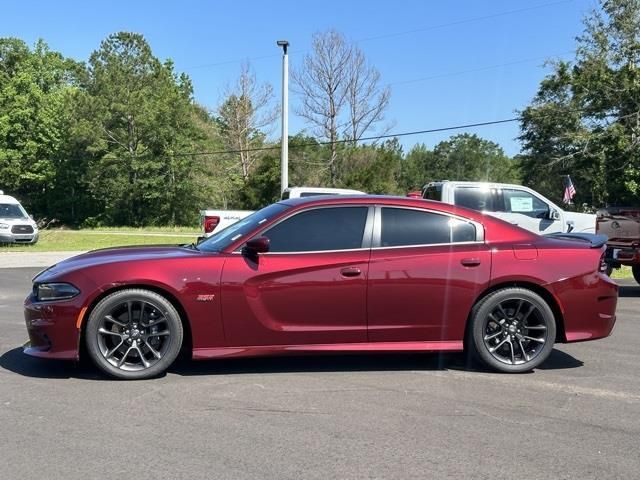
[0,190,39,244]
[422,181,595,234]
[200,186,365,238]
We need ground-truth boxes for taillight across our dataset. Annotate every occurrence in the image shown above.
[599,252,608,274]
[203,215,220,234]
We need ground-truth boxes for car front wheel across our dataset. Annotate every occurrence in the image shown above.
[85,289,183,380]
[469,288,556,373]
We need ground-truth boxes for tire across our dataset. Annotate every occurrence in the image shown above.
[85,289,183,380]
[605,265,613,277]
[468,288,556,373]
[632,266,640,285]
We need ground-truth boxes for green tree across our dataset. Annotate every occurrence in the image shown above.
[339,139,403,194]
[239,154,281,209]
[429,134,519,183]
[399,143,432,192]
[520,0,640,207]
[401,134,519,190]
[0,38,81,216]
[77,32,207,225]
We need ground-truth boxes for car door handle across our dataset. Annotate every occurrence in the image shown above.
[340,267,362,277]
[461,258,481,267]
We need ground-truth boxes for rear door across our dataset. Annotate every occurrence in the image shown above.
[367,206,491,343]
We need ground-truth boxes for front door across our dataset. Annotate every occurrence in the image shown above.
[221,206,372,346]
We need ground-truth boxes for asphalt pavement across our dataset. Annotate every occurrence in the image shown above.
[0,267,639,479]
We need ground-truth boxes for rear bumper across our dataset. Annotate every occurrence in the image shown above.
[23,294,82,360]
[551,272,618,342]
[605,244,640,267]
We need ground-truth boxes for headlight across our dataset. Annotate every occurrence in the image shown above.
[0,223,9,229]
[33,283,80,301]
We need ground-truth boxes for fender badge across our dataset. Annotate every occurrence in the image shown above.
[196,294,216,302]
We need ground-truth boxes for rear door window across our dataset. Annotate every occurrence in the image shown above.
[453,187,496,211]
[380,208,476,247]
[423,186,442,201]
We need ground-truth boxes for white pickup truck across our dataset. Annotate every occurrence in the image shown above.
[422,181,595,234]
[200,186,365,238]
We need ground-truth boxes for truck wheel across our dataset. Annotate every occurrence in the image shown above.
[632,266,640,285]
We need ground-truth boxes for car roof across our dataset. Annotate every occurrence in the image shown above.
[278,194,491,223]
[284,186,365,194]
[424,180,530,190]
[0,194,20,204]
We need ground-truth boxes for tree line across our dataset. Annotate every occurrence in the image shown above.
[2,1,636,227]
[0,30,518,227]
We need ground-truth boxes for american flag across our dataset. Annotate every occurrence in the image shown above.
[563,175,576,204]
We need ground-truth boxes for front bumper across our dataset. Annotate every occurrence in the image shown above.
[0,232,39,244]
[23,294,82,360]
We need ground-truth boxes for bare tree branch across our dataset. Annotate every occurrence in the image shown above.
[218,62,277,181]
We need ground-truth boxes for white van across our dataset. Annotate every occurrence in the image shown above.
[0,190,39,244]
[422,181,595,234]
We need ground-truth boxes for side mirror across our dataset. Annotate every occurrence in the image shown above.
[242,236,270,256]
[549,209,561,221]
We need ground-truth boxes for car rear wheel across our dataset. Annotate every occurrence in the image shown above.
[85,289,183,380]
[469,288,556,373]
[632,266,640,285]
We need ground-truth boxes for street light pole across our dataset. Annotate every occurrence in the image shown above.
[277,40,289,194]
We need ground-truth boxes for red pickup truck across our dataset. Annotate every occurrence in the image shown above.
[597,206,640,283]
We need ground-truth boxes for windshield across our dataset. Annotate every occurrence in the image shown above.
[0,203,28,219]
[198,203,290,252]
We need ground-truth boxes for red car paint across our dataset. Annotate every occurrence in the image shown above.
[24,196,617,362]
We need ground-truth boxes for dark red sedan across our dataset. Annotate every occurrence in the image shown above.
[24,196,618,379]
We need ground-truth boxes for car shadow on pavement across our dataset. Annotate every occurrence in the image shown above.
[0,346,583,380]
[0,348,104,380]
[170,347,583,377]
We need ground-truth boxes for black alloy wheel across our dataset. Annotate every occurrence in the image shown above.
[85,289,183,380]
[469,288,556,373]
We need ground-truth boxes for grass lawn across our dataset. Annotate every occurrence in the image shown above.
[0,228,200,252]
[611,265,633,279]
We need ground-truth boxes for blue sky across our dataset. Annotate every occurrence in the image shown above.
[1,0,596,156]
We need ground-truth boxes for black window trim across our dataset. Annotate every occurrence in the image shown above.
[371,205,485,250]
[234,205,375,255]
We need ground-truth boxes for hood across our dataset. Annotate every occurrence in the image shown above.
[37,245,211,280]
[563,211,596,233]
